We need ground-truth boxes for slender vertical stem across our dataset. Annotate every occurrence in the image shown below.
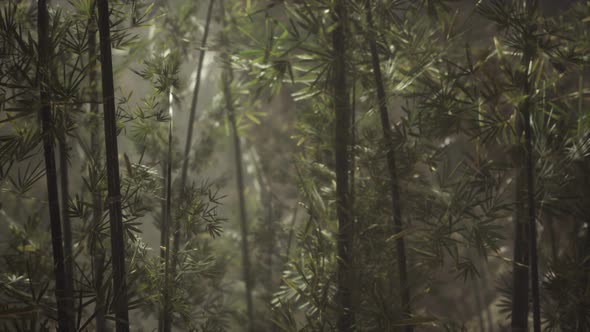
[158,161,167,332]
[37,1,75,330]
[172,0,215,281]
[577,74,584,137]
[545,210,557,262]
[350,76,356,225]
[220,2,254,330]
[59,111,75,328]
[179,0,215,187]
[350,74,361,328]
[332,1,354,331]
[162,90,174,332]
[285,205,298,259]
[521,1,540,330]
[165,1,215,323]
[525,74,541,332]
[511,170,529,331]
[366,1,412,330]
[540,81,558,263]
[96,0,130,330]
[473,273,485,331]
[580,68,590,332]
[226,44,255,332]
[87,3,107,329]
[482,264,495,332]
[250,146,274,305]
[266,192,274,318]
[511,1,540,331]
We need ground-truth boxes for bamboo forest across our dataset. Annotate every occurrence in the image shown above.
[0,0,589,331]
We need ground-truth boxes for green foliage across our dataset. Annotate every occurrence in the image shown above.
[1,0,589,331]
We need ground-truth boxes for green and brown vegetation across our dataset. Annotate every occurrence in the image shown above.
[0,0,589,331]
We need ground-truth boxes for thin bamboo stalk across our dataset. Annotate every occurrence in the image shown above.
[220,1,254,330]
[162,89,174,332]
[171,0,216,281]
[87,4,107,328]
[366,1,412,330]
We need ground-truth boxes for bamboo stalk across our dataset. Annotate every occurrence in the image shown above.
[523,1,540,331]
[167,1,215,327]
[250,145,275,305]
[59,109,75,329]
[158,161,167,332]
[37,1,76,330]
[366,1,412,330]
[87,3,107,328]
[162,89,174,332]
[511,1,540,331]
[220,1,254,330]
[332,0,355,331]
[96,0,130,330]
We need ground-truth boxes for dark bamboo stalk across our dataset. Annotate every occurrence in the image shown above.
[162,91,174,332]
[511,176,529,332]
[511,1,539,331]
[158,161,167,332]
[178,0,215,189]
[584,216,590,332]
[87,5,107,329]
[366,2,412,330]
[220,1,254,330]
[37,1,76,331]
[332,1,354,331]
[350,79,356,222]
[546,212,557,262]
[522,1,540,331]
[159,161,167,266]
[96,0,130,330]
[524,60,541,332]
[580,69,590,332]
[350,74,362,327]
[155,157,168,332]
[59,112,75,328]
[473,273,485,331]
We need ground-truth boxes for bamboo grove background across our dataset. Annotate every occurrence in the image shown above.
[0,0,589,331]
